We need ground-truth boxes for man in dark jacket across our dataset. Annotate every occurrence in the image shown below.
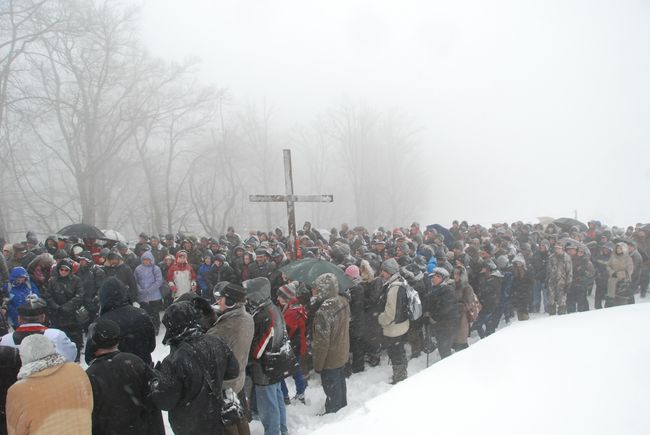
[84,277,156,365]
[77,251,106,327]
[244,277,292,435]
[104,251,138,304]
[86,319,164,435]
[207,254,239,289]
[248,249,276,280]
[45,259,84,360]
[311,273,350,414]
[422,267,459,359]
[148,301,239,435]
[529,240,550,313]
[0,345,20,435]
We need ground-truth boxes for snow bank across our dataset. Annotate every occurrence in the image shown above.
[309,303,650,435]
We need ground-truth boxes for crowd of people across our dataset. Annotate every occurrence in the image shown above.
[1,218,648,435]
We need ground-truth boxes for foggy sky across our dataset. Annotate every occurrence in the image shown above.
[138,0,650,228]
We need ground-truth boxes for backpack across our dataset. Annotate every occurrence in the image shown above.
[401,281,422,321]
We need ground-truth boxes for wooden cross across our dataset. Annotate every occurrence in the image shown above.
[249,149,333,256]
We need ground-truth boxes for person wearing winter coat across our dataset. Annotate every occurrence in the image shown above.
[103,251,138,304]
[627,242,643,294]
[84,277,156,365]
[473,260,503,338]
[345,265,366,373]
[25,253,53,290]
[511,255,533,320]
[248,249,276,281]
[76,251,105,327]
[546,244,573,315]
[1,296,77,362]
[277,281,308,404]
[85,319,165,435]
[134,251,164,334]
[606,242,634,300]
[3,267,40,329]
[44,260,83,360]
[207,282,254,435]
[243,277,292,435]
[452,265,476,351]
[378,258,410,384]
[196,252,214,300]
[117,243,140,271]
[0,345,20,435]
[311,273,350,413]
[359,259,383,367]
[6,334,93,435]
[529,240,550,313]
[207,254,239,291]
[149,301,239,435]
[594,243,613,309]
[166,250,197,299]
[566,244,595,313]
[422,267,459,359]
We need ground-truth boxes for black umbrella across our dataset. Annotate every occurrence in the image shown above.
[426,224,455,249]
[279,259,354,290]
[57,223,106,239]
[553,218,587,232]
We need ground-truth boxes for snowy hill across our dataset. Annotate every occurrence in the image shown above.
[308,303,650,435]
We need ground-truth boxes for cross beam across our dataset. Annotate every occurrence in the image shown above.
[249,149,333,256]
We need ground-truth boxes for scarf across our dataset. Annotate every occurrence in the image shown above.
[18,353,67,380]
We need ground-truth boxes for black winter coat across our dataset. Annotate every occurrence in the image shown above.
[85,278,156,365]
[422,282,459,330]
[511,267,534,312]
[104,263,138,304]
[78,264,106,317]
[249,301,292,386]
[530,250,549,283]
[0,345,20,435]
[206,262,238,289]
[86,351,164,435]
[149,334,239,435]
[476,273,502,313]
[348,282,365,339]
[45,274,83,329]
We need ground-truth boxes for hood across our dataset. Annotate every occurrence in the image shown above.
[314,273,340,300]
[242,277,271,307]
[162,301,202,345]
[512,253,526,268]
[175,250,188,262]
[9,267,29,283]
[615,242,630,256]
[141,250,155,265]
[99,277,129,312]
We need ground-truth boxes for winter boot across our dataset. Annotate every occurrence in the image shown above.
[548,304,556,315]
[452,343,468,352]
[293,393,306,404]
[557,305,567,315]
[284,396,291,405]
[391,364,408,384]
[516,311,529,321]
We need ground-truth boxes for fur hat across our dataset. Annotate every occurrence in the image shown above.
[428,267,450,279]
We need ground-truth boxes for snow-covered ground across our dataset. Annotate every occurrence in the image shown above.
[146,299,650,434]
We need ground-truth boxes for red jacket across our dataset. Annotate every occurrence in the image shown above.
[282,299,307,357]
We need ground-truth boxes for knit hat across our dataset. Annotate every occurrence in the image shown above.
[278,281,298,301]
[19,334,56,364]
[344,265,360,279]
[380,258,399,275]
[220,283,248,306]
[91,319,121,348]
